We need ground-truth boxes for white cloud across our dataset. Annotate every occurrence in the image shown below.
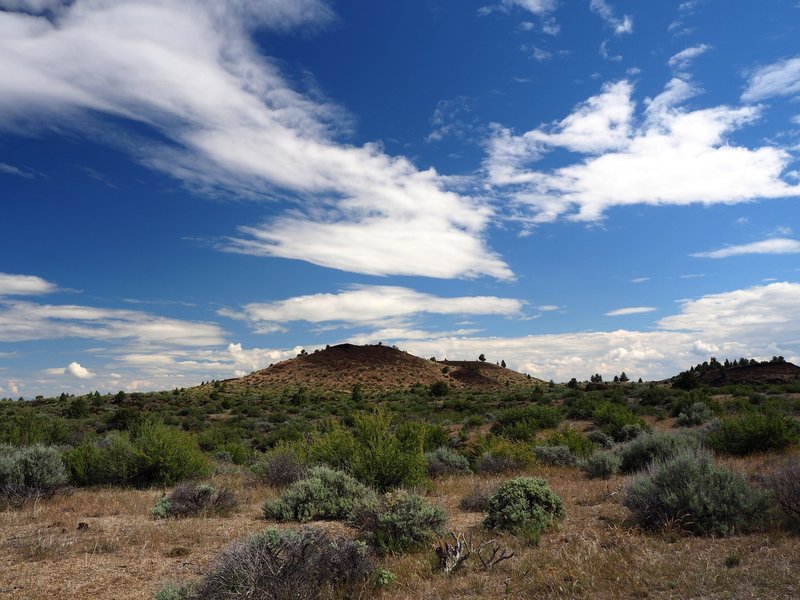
[0,1,508,280]
[223,285,524,332]
[8,380,19,395]
[668,44,711,72]
[605,306,657,316]
[0,273,58,296]
[536,304,560,311]
[630,277,650,284]
[500,0,557,16]
[0,0,66,12]
[43,367,65,375]
[0,300,227,346]
[0,162,34,178]
[67,361,92,379]
[590,0,633,35]
[742,57,800,102]
[532,47,552,62]
[599,40,622,61]
[692,237,800,258]
[486,77,800,223]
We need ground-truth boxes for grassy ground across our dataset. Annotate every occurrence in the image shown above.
[2,454,798,600]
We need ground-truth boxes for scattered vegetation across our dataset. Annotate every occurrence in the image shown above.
[425,446,472,478]
[0,443,67,507]
[707,412,800,455]
[757,456,800,527]
[617,430,703,474]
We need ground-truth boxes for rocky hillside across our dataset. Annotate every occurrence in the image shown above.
[235,343,542,392]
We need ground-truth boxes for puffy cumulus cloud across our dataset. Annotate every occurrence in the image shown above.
[742,57,800,102]
[0,300,226,346]
[692,237,800,258]
[0,273,58,296]
[67,361,93,379]
[658,281,800,344]
[604,306,657,316]
[0,0,508,280]
[371,282,800,381]
[590,0,633,35]
[223,285,524,331]
[486,77,800,223]
[668,44,712,72]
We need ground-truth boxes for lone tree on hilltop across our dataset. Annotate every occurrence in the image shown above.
[478,354,486,362]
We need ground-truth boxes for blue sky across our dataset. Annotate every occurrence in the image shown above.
[1,0,800,397]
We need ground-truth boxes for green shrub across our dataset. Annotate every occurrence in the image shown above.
[544,426,595,458]
[430,381,450,397]
[676,402,715,427]
[533,445,577,467]
[65,421,211,487]
[350,411,428,491]
[624,450,769,536]
[306,423,358,472]
[617,431,703,474]
[251,447,306,487]
[263,466,375,522]
[579,451,620,479]
[425,446,471,478]
[592,401,648,442]
[151,482,237,519]
[469,436,536,475]
[0,444,68,505]
[167,527,374,599]
[484,476,565,543]
[708,412,800,455]
[491,405,564,441]
[587,430,614,448]
[350,489,446,555]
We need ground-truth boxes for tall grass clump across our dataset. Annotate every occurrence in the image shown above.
[0,444,68,506]
[707,412,800,455]
[617,430,702,474]
[350,489,447,555]
[156,527,374,600]
[491,405,564,441]
[484,476,565,544]
[263,466,375,522]
[624,449,769,536]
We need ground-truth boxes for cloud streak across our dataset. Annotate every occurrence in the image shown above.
[692,238,800,258]
[0,0,509,280]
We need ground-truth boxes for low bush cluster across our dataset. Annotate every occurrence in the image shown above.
[350,489,446,555]
[469,436,536,475]
[617,431,702,474]
[425,446,471,478]
[151,482,237,519]
[707,412,800,455]
[533,445,577,467]
[64,420,210,487]
[491,405,564,442]
[0,444,67,506]
[251,447,306,487]
[580,451,620,479]
[157,527,374,599]
[484,476,565,544]
[544,426,595,458]
[263,466,374,522]
[676,401,715,427]
[624,450,769,536]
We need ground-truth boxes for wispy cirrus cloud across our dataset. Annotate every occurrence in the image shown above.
[486,77,800,223]
[0,0,509,280]
[590,0,633,35]
[692,237,800,259]
[742,56,800,102]
[221,285,524,333]
[604,306,657,316]
[668,44,712,72]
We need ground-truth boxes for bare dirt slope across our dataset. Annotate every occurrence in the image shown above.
[234,343,542,392]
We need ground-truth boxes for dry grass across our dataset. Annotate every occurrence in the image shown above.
[2,457,799,599]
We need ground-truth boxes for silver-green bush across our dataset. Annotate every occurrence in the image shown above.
[0,444,68,506]
[624,450,769,536]
[484,476,565,544]
[580,451,620,479]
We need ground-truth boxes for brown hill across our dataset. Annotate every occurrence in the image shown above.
[697,361,800,386]
[236,343,542,392]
